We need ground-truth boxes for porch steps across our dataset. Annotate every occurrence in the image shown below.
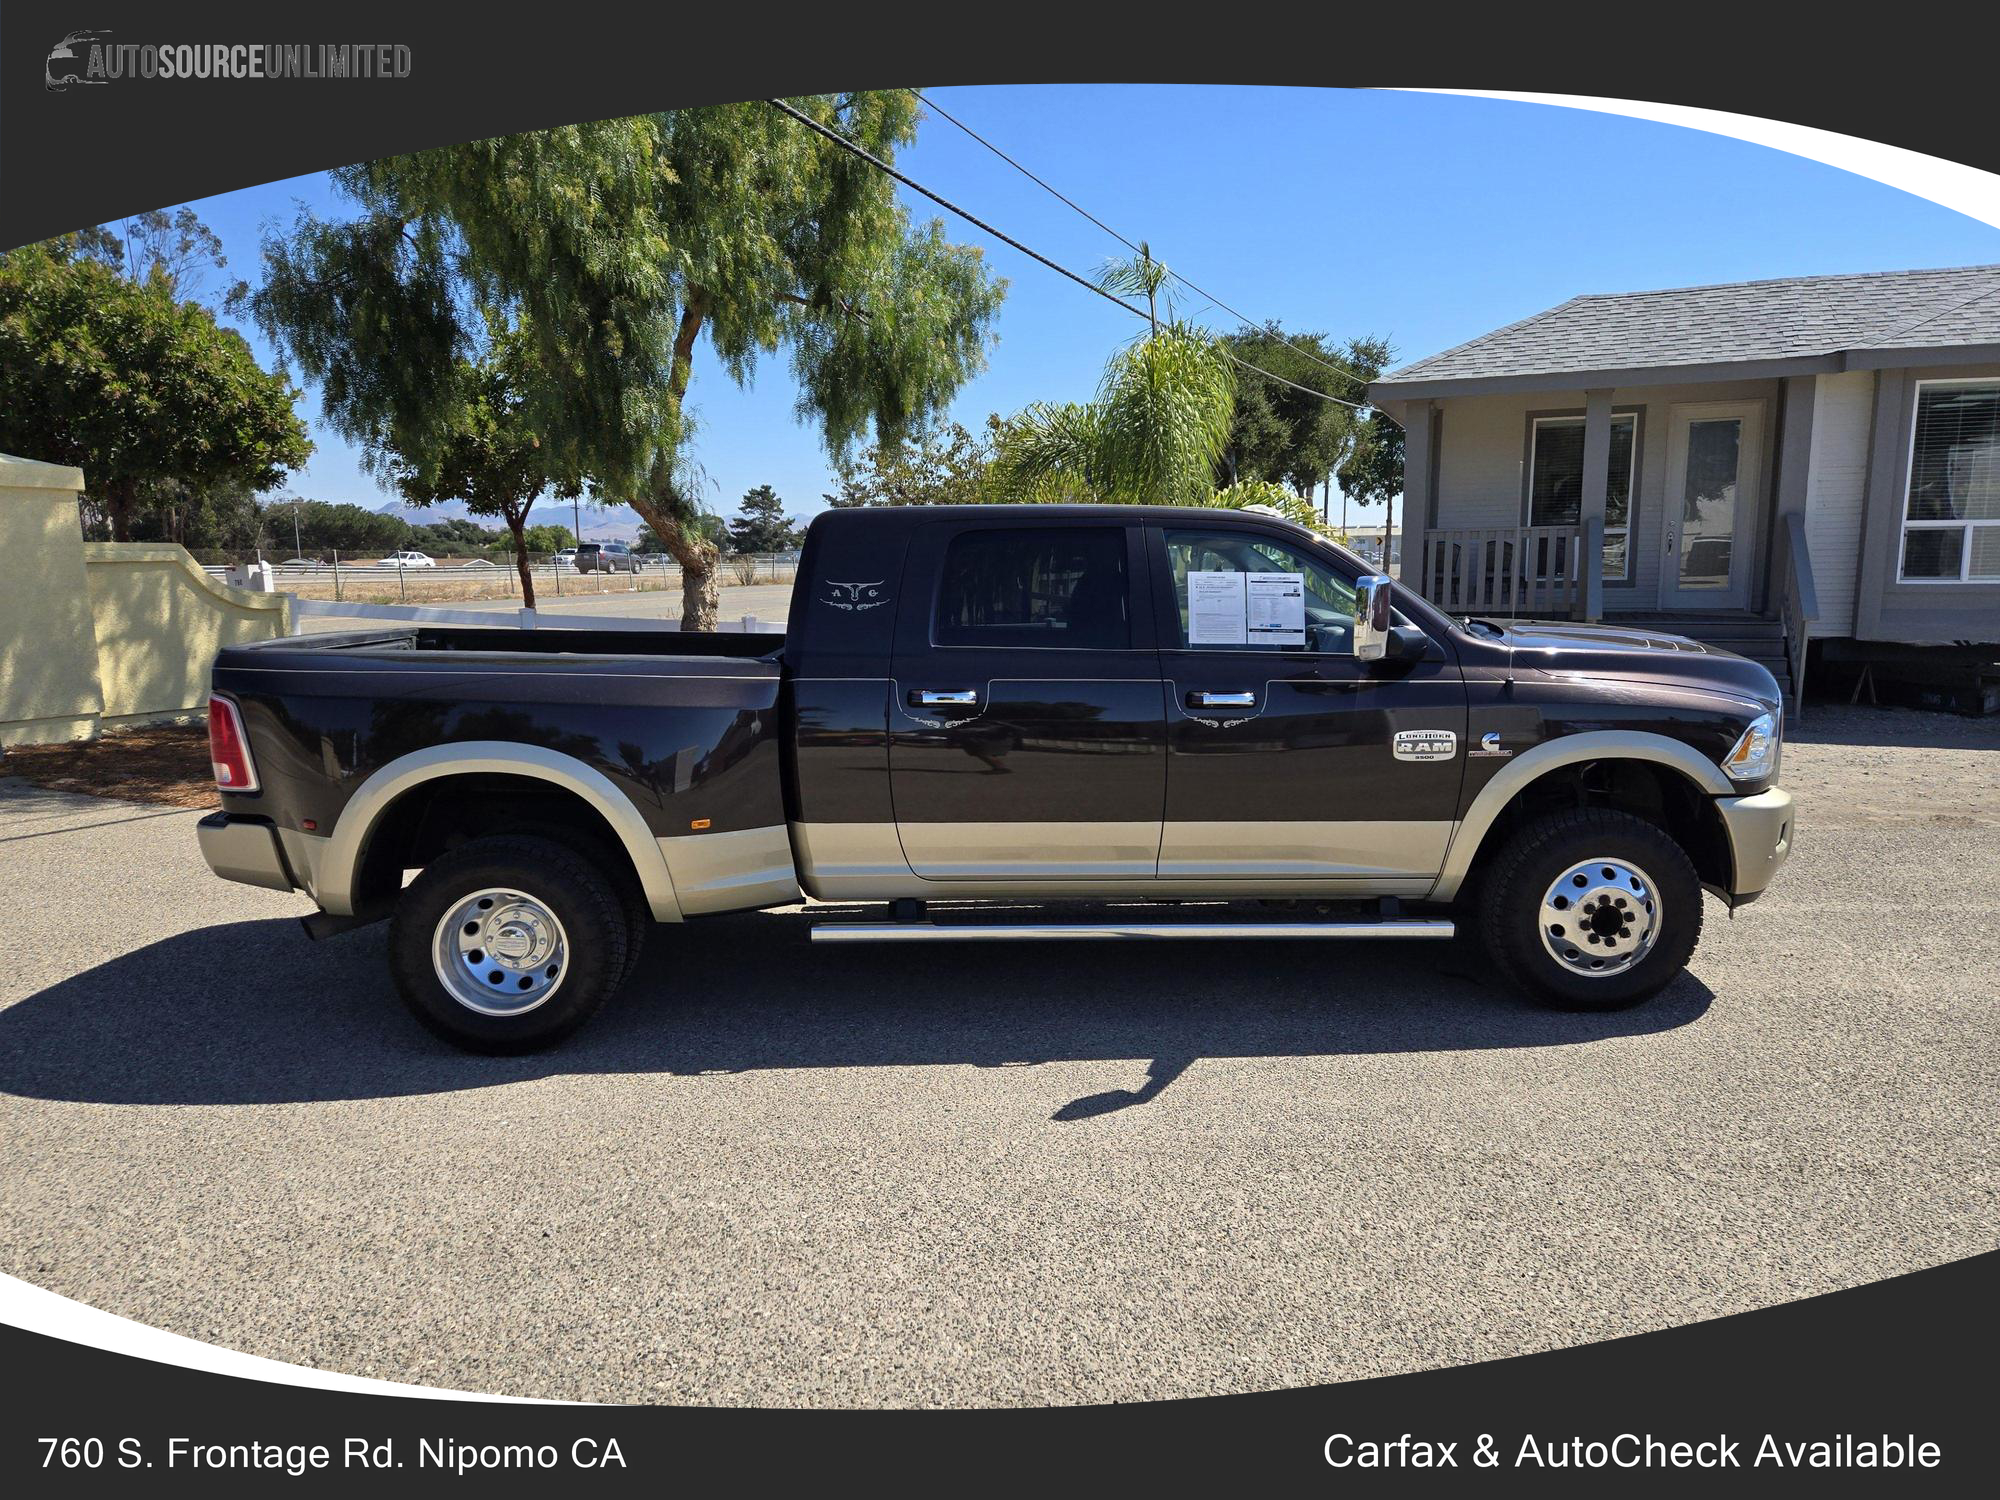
[1612,613,1791,700]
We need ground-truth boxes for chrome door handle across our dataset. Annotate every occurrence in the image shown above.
[911,689,978,706]
[1188,690,1256,707]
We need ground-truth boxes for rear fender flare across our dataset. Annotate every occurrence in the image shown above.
[317,741,683,921]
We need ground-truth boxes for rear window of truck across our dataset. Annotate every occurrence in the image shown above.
[934,527,1130,650]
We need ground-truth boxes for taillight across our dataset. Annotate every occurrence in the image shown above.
[208,694,259,794]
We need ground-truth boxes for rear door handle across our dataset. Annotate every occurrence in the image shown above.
[911,689,978,706]
[1188,690,1256,707]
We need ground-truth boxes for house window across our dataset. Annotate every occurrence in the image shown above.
[1901,381,2000,583]
[1528,413,1637,581]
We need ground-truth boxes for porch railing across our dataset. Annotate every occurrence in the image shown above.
[1774,511,1818,720]
[1417,524,1588,619]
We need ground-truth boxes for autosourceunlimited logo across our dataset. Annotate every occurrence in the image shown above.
[45,31,412,92]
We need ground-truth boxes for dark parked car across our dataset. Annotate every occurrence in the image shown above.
[574,541,637,574]
[198,505,1793,1051]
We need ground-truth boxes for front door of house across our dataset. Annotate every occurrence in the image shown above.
[1659,400,1765,610]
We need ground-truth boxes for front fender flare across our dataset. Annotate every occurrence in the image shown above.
[1430,730,1733,902]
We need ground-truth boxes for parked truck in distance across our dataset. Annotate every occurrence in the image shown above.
[199,505,1793,1052]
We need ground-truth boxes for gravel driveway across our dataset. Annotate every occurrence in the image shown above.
[0,705,1994,1406]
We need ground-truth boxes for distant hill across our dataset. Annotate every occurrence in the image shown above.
[373,498,646,542]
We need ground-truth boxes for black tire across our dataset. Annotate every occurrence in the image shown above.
[388,835,629,1053]
[616,878,649,988]
[1478,808,1703,1011]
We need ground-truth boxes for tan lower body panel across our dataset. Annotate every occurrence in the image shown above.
[1157,820,1454,880]
[896,819,1162,879]
[791,821,1442,902]
[658,824,803,915]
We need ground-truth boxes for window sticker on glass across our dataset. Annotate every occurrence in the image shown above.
[1187,570,1247,645]
[1246,572,1306,647]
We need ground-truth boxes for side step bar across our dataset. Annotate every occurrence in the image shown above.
[811,918,1455,944]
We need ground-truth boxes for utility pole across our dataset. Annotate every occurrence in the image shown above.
[291,495,303,559]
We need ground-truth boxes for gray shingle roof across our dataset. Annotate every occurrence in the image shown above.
[1378,264,2000,387]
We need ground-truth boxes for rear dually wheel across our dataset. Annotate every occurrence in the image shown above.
[388,835,629,1053]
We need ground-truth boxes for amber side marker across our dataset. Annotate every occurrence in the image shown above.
[689,818,711,830]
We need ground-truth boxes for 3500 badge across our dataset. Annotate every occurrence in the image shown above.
[1392,729,1458,763]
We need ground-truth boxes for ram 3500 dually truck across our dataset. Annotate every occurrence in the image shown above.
[198,505,1793,1051]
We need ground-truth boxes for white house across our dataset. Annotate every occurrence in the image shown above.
[1368,264,2000,705]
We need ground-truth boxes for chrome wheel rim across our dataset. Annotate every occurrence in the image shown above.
[432,887,569,1016]
[1538,857,1661,978]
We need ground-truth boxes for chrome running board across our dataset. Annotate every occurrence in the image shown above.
[810,918,1455,944]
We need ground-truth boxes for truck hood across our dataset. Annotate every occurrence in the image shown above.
[1481,619,1783,711]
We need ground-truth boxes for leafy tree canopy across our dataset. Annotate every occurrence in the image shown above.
[254,97,1006,627]
[1218,328,1394,500]
[824,416,991,507]
[0,238,311,538]
[383,320,578,605]
[78,207,250,312]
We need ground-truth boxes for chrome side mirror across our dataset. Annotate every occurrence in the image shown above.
[1353,574,1392,661]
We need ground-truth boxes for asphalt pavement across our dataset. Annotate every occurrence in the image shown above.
[0,706,1994,1406]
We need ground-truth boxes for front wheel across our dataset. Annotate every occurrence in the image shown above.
[1478,809,1703,1011]
[387,835,630,1053]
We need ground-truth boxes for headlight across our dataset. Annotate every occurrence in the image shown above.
[1722,710,1780,783]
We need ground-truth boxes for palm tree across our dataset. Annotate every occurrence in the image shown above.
[987,247,1333,535]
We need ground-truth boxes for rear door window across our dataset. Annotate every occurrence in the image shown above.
[934,527,1130,650]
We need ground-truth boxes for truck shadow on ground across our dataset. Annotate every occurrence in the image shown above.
[0,908,1713,1114]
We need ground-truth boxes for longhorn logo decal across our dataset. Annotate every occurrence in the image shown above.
[823,580,890,611]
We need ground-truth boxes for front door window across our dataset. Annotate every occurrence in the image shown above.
[1660,401,1763,610]
[1674,418,1743,591]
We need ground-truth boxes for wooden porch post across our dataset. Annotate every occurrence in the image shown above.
[1578,388,1612,621]
[1397,400,1433,591]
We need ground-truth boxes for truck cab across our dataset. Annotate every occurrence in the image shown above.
[199,504,1793,1051]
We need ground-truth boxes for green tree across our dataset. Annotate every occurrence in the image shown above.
[384,324,577,606]
[255,98,1004,630]
[268,499,409,553]
[824,416,990,507]
[0,240,311,539]
[82,207,250,312]
[410,516,506,553]
[727,485,797,553]
[124,476,267,550]
[521,523,576,554]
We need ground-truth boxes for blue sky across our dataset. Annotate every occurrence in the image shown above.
[176,85,2000,534]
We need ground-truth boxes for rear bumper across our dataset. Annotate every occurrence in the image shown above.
[1716,786,1793,900]
[196,812,295,892]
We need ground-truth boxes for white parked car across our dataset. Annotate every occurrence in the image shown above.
[374,550,436,569]
[553,548,578,569]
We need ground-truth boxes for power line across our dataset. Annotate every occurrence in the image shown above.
[766,97,1139,322]
[908,89,1144,258]
[768,97,1369,415]
[906,87,1392,409]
